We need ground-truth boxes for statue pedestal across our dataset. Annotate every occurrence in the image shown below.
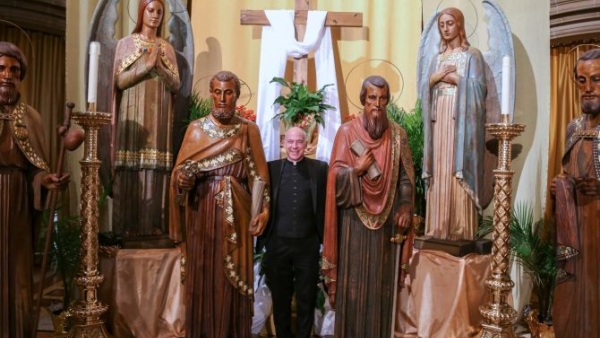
[397,250,493,338]
[120,236,175,249]
[414,236,492,257]
[99,248,185,337]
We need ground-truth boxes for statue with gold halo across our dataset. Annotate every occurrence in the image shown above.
[89,0,193,241]
[418,1,514,241]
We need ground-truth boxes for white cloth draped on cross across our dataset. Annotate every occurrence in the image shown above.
[255,10,341,162]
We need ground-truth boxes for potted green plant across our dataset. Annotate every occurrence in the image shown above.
[387,100,426,231]
[188,90,212,122]
[270,77,334,142]
[36,207,81,332]
[476,204,557,337]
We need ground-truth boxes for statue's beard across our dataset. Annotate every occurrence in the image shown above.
[581,99,600,118]
[212,108,235,121]
[0,85,19,106]
[362,110,389,140]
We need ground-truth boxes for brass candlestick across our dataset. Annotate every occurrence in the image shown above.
[59,106,112,337]
[478,114,525,338]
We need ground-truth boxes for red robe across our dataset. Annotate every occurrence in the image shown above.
[322,117,414,337]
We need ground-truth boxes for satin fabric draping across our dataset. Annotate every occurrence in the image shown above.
[99,248,185,338]
[256,10,341,162]
[396,250,492,338]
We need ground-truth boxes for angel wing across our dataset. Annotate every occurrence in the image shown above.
[481,0,515,206]
[87,0,194,189]
[416,10,441,125]
[163,0,195,155]
[482,0,515,124]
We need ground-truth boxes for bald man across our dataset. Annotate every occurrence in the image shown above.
[256,127,328,338]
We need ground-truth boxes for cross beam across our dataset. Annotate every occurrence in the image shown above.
[240,10,363,27]
[240,0,362,84]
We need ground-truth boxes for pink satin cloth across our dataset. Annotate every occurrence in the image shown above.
[99,248,185,338]
[395,250,492,338]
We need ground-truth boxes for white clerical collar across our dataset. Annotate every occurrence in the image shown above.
[286,157,305,166]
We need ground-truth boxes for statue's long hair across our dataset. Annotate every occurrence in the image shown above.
[132,0,165,37]
[437,7,470,54]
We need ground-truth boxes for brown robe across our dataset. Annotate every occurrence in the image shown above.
[0,101,49,338]
[553,115,600,338]
[111,33,181,237]
[322,118,414,337]
[169,115,270,338]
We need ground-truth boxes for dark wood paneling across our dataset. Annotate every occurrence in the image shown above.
[0,0,66,36]
[551,0,600,43]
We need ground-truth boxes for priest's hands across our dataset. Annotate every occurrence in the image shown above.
[42,173,70,191]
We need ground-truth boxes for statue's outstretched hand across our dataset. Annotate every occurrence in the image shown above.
[177,170,196,190]
[328,292,336,309]
[353,149,375,177]
[249,210,268,236]
[575,177,600,196]
[42,173,70,191]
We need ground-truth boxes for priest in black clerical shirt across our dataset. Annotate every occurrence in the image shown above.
[256,126,329,338]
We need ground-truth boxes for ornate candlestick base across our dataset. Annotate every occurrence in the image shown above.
[477,116,525,338]
[56,110,112,338]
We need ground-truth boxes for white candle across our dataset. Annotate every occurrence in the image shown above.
[501,55,510,115]
[87,41,101,104]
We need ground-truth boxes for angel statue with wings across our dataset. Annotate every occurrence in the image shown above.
[90,0,194,242]
[418,1,514,241]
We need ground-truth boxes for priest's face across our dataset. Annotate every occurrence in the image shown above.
[362,83,389,140]
[576,59,600,117]
[284,126,307,162]
[0,56,21,106]
[142,1,164,31]
[210,79,238,121]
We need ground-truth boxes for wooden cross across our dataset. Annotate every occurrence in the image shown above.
[240,0,362,85]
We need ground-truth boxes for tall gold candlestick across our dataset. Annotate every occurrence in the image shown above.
[58,108,112,337]
[477,115,525,338]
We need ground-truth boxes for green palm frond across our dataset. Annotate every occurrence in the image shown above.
[476,203,557,322]
[37,207,81,310]
[188,91,212,122]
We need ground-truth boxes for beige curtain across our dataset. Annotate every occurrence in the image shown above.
[0,24,66,168]
[546,43,598,217]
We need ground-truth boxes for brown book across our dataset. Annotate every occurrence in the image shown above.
[350,139,381,180]
[249,178,266,231]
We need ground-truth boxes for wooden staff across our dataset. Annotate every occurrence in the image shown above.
[32,102,81,336]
